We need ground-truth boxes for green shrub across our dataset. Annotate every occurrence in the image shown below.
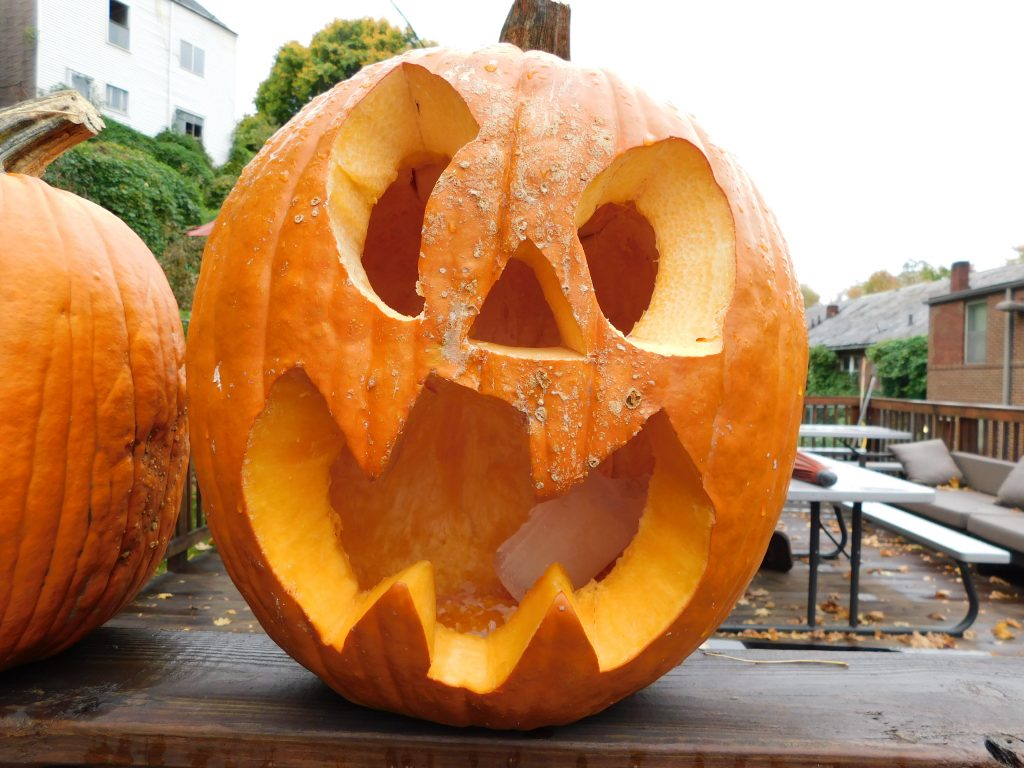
[93,117,159,155]
[867,336,928,399]
[207,173,239,209]
[44,142,203,255]
[157,233,205,311]
[152,141,216,202]
[154,128,214,168]
[806,345,859,396]
[222,113,278,176]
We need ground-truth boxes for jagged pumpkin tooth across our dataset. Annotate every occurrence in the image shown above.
[325,561,436,710]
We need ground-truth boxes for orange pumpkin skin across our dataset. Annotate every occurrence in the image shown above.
[0,175,188,671]
[188,44,807,728]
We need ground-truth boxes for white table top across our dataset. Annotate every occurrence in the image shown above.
[787,453,935,503]
[799,424,913,441]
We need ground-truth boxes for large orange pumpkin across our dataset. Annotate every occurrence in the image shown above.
[187,44,807,727]
[0,93,188,671]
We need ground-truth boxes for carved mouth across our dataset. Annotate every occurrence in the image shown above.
[242,368,714,680]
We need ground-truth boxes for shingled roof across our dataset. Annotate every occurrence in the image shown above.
[171,0,235,34]
[806,262,1024,351]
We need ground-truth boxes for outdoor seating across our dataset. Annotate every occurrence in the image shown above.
[887,444,1024,560]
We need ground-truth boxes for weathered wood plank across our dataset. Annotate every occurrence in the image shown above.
[1,625,1021,767]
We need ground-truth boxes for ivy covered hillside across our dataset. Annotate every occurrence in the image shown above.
[43,115,275,312]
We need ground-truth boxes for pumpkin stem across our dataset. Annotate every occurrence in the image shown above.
[0,90,104,177]
[500,0,571,60]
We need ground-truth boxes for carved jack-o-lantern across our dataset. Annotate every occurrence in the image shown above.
[187,44,806,728]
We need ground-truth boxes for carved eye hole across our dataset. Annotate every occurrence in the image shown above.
[362,157,448,317]
[578,202,658,336]
[328,63,479,319]
[577,139,736,356]
[469,239,586,354]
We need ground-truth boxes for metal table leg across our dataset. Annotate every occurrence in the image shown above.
[849,502,862,627]
[807,501,820,629]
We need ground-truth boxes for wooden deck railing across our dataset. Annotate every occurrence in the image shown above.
[804,395,1024,462]
[165,461,206,572]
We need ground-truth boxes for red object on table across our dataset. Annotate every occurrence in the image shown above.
[792,451,838,487]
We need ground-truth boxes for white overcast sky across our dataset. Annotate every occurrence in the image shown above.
[199,0,1024,303]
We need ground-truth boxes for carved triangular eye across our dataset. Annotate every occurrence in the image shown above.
[470,239,585,354]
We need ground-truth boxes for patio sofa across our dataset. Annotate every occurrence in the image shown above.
[891,444,1024,558]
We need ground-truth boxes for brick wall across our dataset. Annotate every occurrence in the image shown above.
[0,0,38,106]
[928,288,1024,404]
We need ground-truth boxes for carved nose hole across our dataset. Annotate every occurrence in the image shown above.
[579,202,658,336]
[470,239,586,354]
[362,156,448,317]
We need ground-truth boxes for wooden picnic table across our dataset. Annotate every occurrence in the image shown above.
[1,621,1022,766]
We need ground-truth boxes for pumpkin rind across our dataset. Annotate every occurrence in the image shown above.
[187,44,807,728]
[0,174,188,671]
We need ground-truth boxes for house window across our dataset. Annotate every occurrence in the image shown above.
[965,300,987,364]
[108,1,130,49]
[70,71,93,100]
[180,40,205,76]
[174,109,204,141]
[105,84,128,113]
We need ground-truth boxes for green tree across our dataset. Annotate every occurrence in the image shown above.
[867,336,928,399]
[800,284,820,308]
[255,18,426,126]
[843,260,948,299]
[806,345,858,396]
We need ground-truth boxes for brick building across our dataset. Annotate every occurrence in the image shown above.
[927,261,1024,405]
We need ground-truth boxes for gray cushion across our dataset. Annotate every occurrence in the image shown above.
[997,459,1024,509]
[900,489,1007,530]
[890,440,963,487]
[952,452,1015,496]
[968,512,1024,554]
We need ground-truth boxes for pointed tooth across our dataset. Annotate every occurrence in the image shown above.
[322,561,436,710]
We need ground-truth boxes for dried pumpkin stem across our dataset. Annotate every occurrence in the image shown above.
[0,91,104,177]
[500,0,571,60]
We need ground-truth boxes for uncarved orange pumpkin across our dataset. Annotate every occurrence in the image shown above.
[187,44,807,728]
[0,94,188,671]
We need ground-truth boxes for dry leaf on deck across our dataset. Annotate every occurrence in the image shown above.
[993,622,1016,641]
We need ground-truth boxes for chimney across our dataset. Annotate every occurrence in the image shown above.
[951,261,971,292]
[826,304,839,319]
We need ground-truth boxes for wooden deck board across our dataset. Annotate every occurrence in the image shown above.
[2,625,1023,767]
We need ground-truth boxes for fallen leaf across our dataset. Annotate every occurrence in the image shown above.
[993,622,1016,641]
[754,607,771,618]
[194,541,212,551]
[927,612,947,621]
[156,593,173,600]
[213,617,232,627]
[991,591,1011,601]
[989,575,1011,587]
[897,565,910,573]
[1005,618,1022,629]
[864,610,886,623]
[934,590,951,600]
[962,629,977,640]
[880,549,897,557]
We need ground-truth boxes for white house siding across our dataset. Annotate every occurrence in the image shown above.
[35,0,236,164]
